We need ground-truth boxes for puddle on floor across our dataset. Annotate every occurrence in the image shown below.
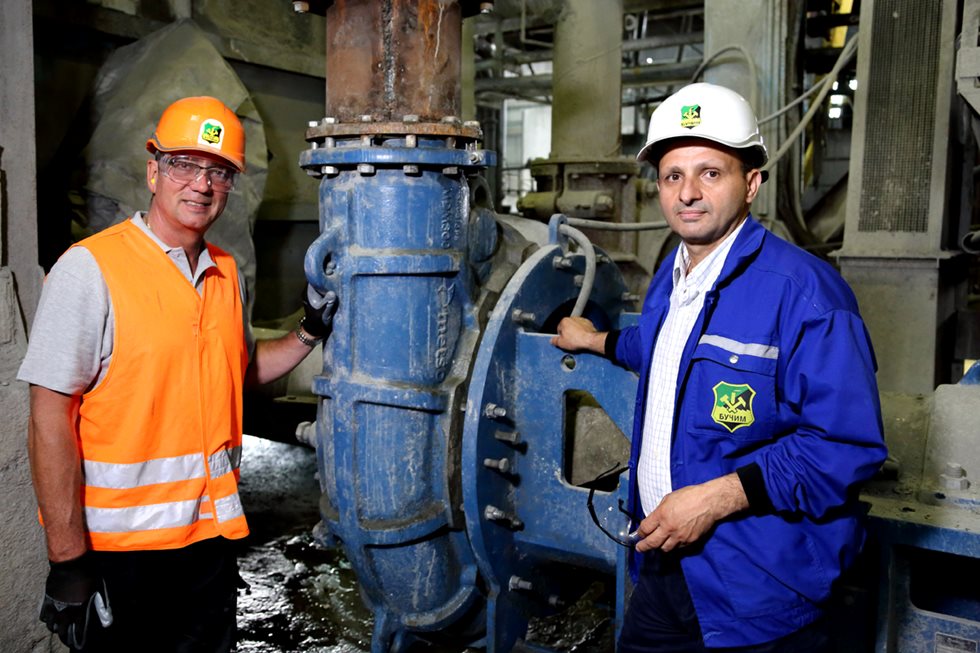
[237,435,373,652]
[237,531,372,652]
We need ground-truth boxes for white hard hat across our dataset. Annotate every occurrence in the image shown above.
[637,82,768,176]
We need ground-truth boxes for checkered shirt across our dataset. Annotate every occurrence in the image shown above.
[636,220,746,516]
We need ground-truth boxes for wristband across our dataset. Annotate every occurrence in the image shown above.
[295,318,323,347]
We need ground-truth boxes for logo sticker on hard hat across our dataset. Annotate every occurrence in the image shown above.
[680,104,701,129]
[198,120,224,148]
[711,382,755,432]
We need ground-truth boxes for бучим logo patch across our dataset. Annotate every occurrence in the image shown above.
[680,104,701,129]
[711,382,756,433]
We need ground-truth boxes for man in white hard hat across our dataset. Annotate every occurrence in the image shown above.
[552,83,886,651]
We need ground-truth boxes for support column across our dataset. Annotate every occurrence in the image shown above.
[518,0,650,295]
[551,0,623,160]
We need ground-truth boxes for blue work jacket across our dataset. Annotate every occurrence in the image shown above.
[613,216,887,647]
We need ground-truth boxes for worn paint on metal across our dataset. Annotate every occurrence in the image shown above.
[460,221,638,650]
[304,125,497,650]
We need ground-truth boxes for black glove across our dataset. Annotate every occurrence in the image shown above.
[301,286,338,340]
[40,554,113,649]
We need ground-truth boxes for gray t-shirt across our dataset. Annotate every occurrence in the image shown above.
[18,213,254,395]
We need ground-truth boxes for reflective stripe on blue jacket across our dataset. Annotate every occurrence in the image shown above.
[613,216,887,648]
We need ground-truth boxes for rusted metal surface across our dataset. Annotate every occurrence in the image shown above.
[325,0,462,121]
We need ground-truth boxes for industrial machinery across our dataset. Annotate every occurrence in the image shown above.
[299,2,641,649]
[863,384,980,653]
[842,1,980,651]
[7,0,980,651]
[515,0,653,295]
[297,1,980,651]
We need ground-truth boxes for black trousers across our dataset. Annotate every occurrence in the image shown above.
[618,552,831,653]
[73,537,239,653]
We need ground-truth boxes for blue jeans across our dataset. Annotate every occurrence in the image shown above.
[618,552,831,653]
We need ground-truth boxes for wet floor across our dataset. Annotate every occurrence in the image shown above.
[233,437,880,653]
[236,434,373,652]
[235,435,614,652]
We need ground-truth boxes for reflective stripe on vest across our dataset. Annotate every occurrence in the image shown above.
[83,446,242,489]
[85,492,244,533]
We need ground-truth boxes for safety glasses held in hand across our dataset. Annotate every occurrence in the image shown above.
[585,463,643,548]
[160,155,238,192]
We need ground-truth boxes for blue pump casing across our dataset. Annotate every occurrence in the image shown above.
[302,135,494,648]
[302,132,639,651]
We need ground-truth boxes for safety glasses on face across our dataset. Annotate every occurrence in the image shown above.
[160,155,238,192]
[585,463,642,548]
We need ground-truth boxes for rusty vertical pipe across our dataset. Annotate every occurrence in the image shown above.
[326,0,462,121]
[461,16,476,121]
[551,0,623,159]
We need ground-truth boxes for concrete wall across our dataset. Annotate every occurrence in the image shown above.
[1,1,58,650]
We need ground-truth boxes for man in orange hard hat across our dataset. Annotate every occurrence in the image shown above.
[19,96,335,651]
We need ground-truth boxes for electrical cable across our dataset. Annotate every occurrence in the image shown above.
[759,79,829,125]
[558,224,597,318]
[565,217,670,231]
[690,45,759,109]
[762,33,858,174]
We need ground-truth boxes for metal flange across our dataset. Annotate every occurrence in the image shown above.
[306,120,483,142]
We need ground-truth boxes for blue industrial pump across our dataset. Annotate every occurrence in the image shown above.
[296,0,980,648]
[300,120,640,651]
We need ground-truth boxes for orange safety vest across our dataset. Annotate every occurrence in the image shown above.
[75,220,249,551]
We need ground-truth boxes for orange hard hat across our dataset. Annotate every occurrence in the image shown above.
[146,96,246,172]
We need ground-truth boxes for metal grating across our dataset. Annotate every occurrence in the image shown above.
[858,0,943,233]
